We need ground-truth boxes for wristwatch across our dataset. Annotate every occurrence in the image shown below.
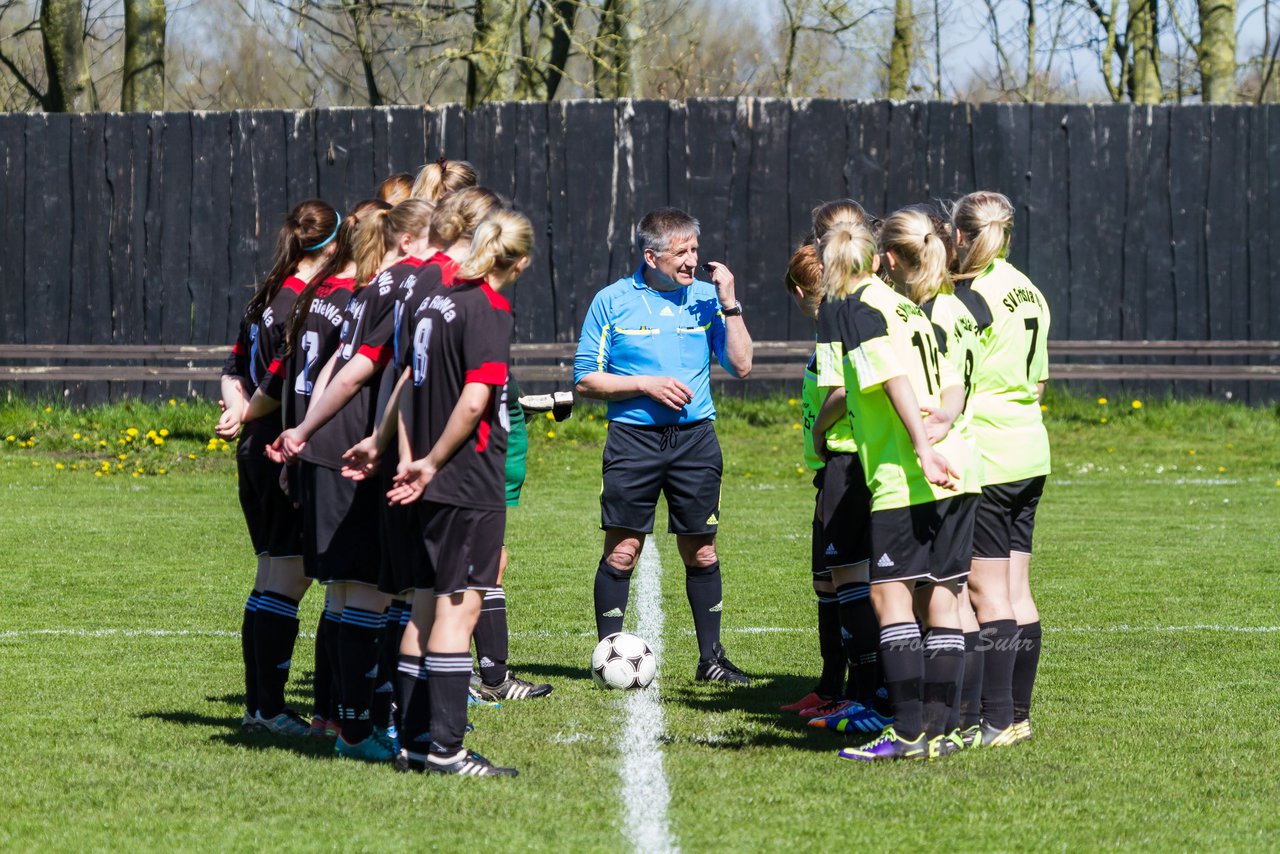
[722,302,743,317]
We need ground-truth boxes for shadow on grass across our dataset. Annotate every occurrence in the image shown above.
[139,709,339,759]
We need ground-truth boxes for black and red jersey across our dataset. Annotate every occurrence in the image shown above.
[299,260,419,470]
[224,275,306,459]
[393,251,460,374]
[274,276,355,428]
[403,278,513,511]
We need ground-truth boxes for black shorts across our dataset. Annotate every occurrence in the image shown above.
[377,447,424,596]
[972,476,1047,559]
[601,420,722,536]
[237,455,302,558]
[868,493,978,585]
[298,461,382,585]
[411,501,505,597]
[810,453,872,576]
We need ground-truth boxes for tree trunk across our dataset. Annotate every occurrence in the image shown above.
[888,0,913,98]
[122,0,166,111]
[1129,0,1161,103]
[1197,0,1236,102]
[593,0,637,99]
[343,0,383,107]
[468,0,518,108]
[40,0,94,112]
[515,0,578,101]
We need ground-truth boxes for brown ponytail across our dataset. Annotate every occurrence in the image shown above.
[284,199,390,354]
[244,199,338,324]
[377,173,414,206]
[411,158,478,203]
[351,199,434,287]
[811,199,872,242]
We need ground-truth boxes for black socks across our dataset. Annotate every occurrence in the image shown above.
[397,653,429,750]
[425,650,473,757]
[979,619,1019,730]
[337,607,385,744]
[254,591,300,719]
[959,630,984,729]
[313,608,340,721]
[241,590,260,716]
[474,588,510,686]
[836,581,880,705]
[685,562,724,663]
[1012,620,1042,723]
[815,593,844,698]
[922,628,964,738]
[879,622,923,740]
[593,559,632,639]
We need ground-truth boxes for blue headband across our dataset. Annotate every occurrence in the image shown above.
[306,213,342,251]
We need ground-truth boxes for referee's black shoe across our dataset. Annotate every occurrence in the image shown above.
[695,643,751,686]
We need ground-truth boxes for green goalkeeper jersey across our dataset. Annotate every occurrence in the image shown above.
[801,347,858,472]
[968,259,1052,485]
[816,277,979,511]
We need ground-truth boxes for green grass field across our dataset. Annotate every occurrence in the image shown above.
[1,392,1278,851]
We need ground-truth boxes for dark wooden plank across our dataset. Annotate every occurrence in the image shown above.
[885,100,928,210]
[1168,105,1212,397]
[0,116,24,347]
[286,110,318,204]
[925,102,972,200]
[229,111,262,362]
[371,106,393,183]
[628,100,671,224]
[191,113,235,348]
[127,113,154,399]
[666,100,689,213]
[1091,104,1129,342]
[789,99,844,243]
[1064,104,1101,342]
[315,108,354,210]
[473,101,519,201]
[63,115,103,403]
[509,103,552,345]
[1023,104,1069,337]
[0,344,231,357]
[684,98,736,264]
[724,98,755,328]
[387,106,427,178]
[158,111,193,369]
[846,100,890,217]
[1141,108,1176,343]
[25,114,73,399]
[744,100,791,339]
[545,101,574,344]
[137,113,168,402]
[348,107,377,204]
[437,103,468,162]
[562,100,618,339]
[1259,105,1280,402]
[1204,105,1250,399]
[256,111,290,275]
[1119,106,1150,344]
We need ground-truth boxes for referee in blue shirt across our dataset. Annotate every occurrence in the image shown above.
[574,207,754,684]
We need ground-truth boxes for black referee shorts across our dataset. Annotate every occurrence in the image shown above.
[868,493,978,585]
[810,452,872,576]
[601,420,722,536]
[972,475,1047,559]
[237,455,302,558]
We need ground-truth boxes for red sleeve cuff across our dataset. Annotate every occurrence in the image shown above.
[465,361,509,386]
[357,344,390,367]
[232,341,244,356]
[266,358,284,376]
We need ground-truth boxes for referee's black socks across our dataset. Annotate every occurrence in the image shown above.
[593,559,631,639]
[685,562,723,664]
[254,591,301,719]
[979,619,1018,730]
[879,622,924,740]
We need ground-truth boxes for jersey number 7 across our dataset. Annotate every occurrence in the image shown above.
[1024,317,1040,381]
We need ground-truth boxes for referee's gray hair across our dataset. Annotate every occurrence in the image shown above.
[636,207,700,255]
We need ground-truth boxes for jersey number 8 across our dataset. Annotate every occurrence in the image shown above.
[412,318,434,387]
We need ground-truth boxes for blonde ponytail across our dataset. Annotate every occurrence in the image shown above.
[457,210,534,282]
[351,199,434,286]
[819,220,876,302]
[881,208,952,305]
[429,186,505,248]
[952,191,1014,280]
[411,158,479,203]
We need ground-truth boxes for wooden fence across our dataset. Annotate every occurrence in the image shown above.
[0,99,1276,402]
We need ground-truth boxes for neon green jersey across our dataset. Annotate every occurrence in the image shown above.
[801,349,858,471]
[816,277,979,511]
[968,259,1052,485]
[923,289,988,485]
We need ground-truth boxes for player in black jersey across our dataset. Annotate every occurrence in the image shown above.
[385,210,533,778]
[216,199,338,736]
[242,198,391,737]
[267,200,435,763]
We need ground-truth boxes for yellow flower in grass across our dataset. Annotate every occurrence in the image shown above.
[546,430,556,439]
[55,463,64,470]
[1218,466,1226,473]
[157,468,167,475]
[168,399,176,406]
[545,411,554,420]
[126,427,138,437]
[153,437,165,446]
[1100,417,1108,424]
[188,453,197,461]
[1188,449,1196,456]
[43,406,51,413]
[788,398,798,406]
[159,429,169,437]
[1096,397,1107,405]
[4,435,14,442]
[117,453,127,461]
[792,423,802,430]
[1131,400,1143,410]
[1040,404,1048,412]
[72,433,81,440]
[98,439,107,448]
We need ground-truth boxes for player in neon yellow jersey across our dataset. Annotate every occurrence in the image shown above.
[880,206,988,755]
[953,191,1050,747]
[780,240,892,736]
[815,215,979,762]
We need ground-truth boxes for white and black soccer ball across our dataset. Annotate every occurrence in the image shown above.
[590,632,657,690]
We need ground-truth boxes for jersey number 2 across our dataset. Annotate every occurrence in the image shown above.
[293,331,320,396]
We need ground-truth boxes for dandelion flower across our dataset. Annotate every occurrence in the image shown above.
[159,429,169,437]
[545,411,554,420]
[188,453,197,460]
[126,427,138,437]
[1100,417,1108,424]
[4,435,13,442]
[1096,397,1107,405]
[73,433,81,440]
[43,406,52,413]
[788,398,798,406]
[168,399,176,406]
[55,463,64,470]
[546,430,556,438]
[792,423,802,430]
[1189,449,1196,455]
[1131,400,1143,410]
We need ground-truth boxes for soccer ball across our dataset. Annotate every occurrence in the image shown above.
[590,632,657,690]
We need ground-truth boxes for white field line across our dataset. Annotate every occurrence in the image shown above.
[621,540,678,854]
[4,625,1280,643]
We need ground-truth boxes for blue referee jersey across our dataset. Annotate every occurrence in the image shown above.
[574,265,736,426]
